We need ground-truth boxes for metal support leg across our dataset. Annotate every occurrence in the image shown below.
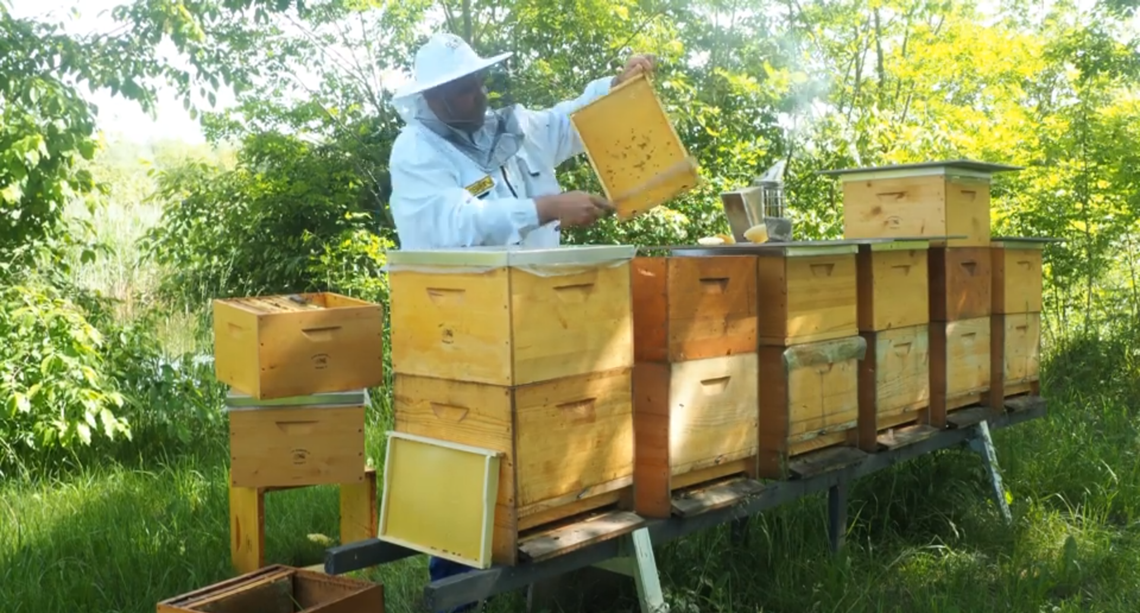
[592,528,668,613]
[730,517,749,546]
[967,420,1013,524]
[827,481,848,554]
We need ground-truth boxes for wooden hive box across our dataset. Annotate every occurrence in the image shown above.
[930,317,991,425]
[669,241,859,346]
[570,73,699,219]
[821,159,1023,247]
[388,245,635,386]
[858,326,931,450]
[632,353,759,518]
[157,565,384,613]
[631,254,758,362]
[987,237,1050,406]
[855,238,932,332]
[213,292,384,400]
[929,247,992,322]
[757,336,866,479]
[394,368,634,566]
[226,390,367,488]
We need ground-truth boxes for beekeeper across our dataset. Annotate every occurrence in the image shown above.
[388,32,655,250]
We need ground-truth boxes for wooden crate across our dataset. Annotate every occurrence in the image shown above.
[213,292,384,400]
[226,390,367,488]
[929,247,992,321]
[157,564,384,613]
[393,367,634,566]
[856,239,931,331]
[821,159,1023,247]
[929,317,991,425]
[986,312,1043,405]
[631,255,757,362]
[754,242,859,346]
[757,336,866,479]
[388,246,635,387]
[857,326,931,450]
[632,354,759,517]
[992,238,1046,314]
[570,73,699,219]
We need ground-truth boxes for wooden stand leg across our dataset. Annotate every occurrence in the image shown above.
[591,528,668,613]
[339,468,378,546]
[828,481,848,554]
[966,420,1013,524]
[230,485,265,575]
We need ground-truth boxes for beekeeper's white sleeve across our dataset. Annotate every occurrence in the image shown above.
[389,77,612,250]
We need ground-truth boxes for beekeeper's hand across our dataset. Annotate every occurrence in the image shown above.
[536,191,615,228]
[613,54,657,86]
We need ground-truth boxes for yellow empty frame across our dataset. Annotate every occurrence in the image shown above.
[378,431,502,569]
[571,73,699,219]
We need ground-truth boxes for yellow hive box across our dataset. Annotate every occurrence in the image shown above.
[225,390,367,488]
[570,73,699,219]
[213,292,384,399]
[821,159,1023,248]
[388,245,636,386]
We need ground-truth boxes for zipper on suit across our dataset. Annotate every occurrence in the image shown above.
[500,166,518,198]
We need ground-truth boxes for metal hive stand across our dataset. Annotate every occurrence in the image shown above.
[325,399,1044,612]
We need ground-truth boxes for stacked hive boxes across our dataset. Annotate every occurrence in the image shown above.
[988,238,1047,404]
[853,238,934,449]
[823,159,1029,424]
[629,253,760,518]
[212,292,385,574]
[386,246,637,566]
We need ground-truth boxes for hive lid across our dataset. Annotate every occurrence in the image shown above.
[818,159,1024,181]
[991,236,1063,249]
[386,244,637,268]
[665,240,861,258]
[225,389,370,410]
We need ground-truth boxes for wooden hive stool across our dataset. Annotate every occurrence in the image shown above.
[226,390,378,575]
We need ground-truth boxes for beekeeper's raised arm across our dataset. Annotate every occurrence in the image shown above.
[387,32,655,250]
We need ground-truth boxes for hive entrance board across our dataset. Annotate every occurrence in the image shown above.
[570,73,699,219]
[378,432,501,569]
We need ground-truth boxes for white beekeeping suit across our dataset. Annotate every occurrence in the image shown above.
[388,33,613,250]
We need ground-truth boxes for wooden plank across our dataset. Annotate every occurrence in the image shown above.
[929,247,992,322]
[857,246,930,331]
[877,424,941,451]
[229,485,265,576]
[788,446,868,479]
[519,511,645,563]
[671,477,766,518]
[228,406,366,489]
[946,406,990,429]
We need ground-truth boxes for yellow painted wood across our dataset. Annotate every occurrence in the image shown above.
[379,432,501,569]
[871,326,931,420]
[858,247,929,331]
[389,264,634,386]
[228,484,264,576]
[339,467,378,546]
[756,253,859,346]
[570,74,699,219]
[946,317,991,397]
[228,405,365,488]
[212,292,384,399]
[665,354,759,476]
[842,175,991,247]
[1003,312,1041,385]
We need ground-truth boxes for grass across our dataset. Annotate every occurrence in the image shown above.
[4,371,1140,613]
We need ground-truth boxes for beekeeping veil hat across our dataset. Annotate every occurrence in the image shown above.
[393,32,524,173]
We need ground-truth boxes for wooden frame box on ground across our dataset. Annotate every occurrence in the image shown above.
[570,73,700,220]
[157,564,384,613]
[929,246,993,322]
[820,159,1023,248]
[858,325,932,451]
[930,317,991,426]
[631,254,757,362]
[633,353,759,517]
[669,241,859,347]
[388,245,635,387]
[393,367,634,566]
[226,390,367,489]
[757,336,866,479]
[855,238,933,332]
[213,292,384,400]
